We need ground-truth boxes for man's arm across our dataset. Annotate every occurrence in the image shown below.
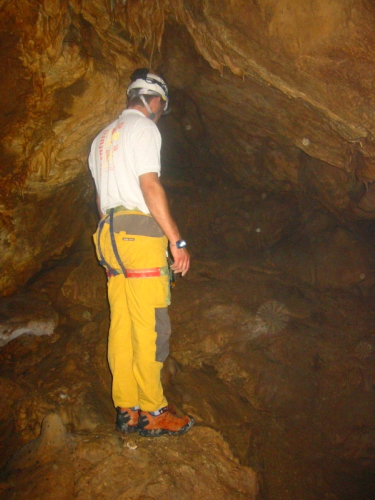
[139,172,190,276]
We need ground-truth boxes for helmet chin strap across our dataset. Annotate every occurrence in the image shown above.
[140,95,155,120]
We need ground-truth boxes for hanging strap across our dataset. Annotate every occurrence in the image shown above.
[109,208,127,276]
[97,215,114,271]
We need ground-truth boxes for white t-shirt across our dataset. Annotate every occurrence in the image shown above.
[88,109,161,215]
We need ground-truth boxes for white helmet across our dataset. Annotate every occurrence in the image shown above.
[127,68,169,113]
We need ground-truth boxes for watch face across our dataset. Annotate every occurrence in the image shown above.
[176,240,187,249]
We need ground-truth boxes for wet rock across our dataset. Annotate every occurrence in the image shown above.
[75,431,122,464]
[1,251,375,498]
[171,297,294,369]
[57,391,107,432]
[13,364,108,443]
[0,294,58,347]
[1,413,74,500]
[165,368,256,464]
[357,181,375,213]
[171,301,255,367]
[60,255,107,311]
[271,226,375,292]
[7,413,69,471]
[3,0,375,297]
[0,181,90,296]
[160,355,180,385]
[0,377,25,421]
[14,394,58,442]
[74,426,258,500]
[1,419,258,500]
[83,319,112,394]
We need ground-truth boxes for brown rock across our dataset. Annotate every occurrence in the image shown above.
[2,413,74,500]
[60,255,107,311]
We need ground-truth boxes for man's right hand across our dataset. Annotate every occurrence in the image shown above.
[170,246,190,277]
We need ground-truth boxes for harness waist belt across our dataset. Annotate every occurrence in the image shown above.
[126,267,162,278]
[106,205,127,215]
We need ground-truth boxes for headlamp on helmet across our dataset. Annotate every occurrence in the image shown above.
[127,68,169,114]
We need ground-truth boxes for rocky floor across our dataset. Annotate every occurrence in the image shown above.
[0,249,375,499]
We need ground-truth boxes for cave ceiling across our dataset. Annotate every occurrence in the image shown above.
[1,0,375,295]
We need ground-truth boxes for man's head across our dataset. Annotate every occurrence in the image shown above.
[127,68,169,122]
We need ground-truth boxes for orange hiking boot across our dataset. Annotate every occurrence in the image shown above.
[138,405,194,437]
[115,407,139,433]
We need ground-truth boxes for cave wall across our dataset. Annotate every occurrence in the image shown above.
[0,0,148,294]
[2,0,375,295]
[163,0,375,168]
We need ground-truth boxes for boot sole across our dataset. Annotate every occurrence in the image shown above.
[139,417,195,437]
[116,424,139,434]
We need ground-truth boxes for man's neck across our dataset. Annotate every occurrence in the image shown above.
[128,105,148,118]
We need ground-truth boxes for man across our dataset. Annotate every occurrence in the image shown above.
[88,68,194,437]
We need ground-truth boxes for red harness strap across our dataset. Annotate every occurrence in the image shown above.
[125,267,162,278]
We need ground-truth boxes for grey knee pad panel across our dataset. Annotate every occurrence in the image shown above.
[155,307,171,362]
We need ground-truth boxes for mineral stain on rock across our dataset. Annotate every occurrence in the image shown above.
[0,295,58,347]
[255,300,289,335]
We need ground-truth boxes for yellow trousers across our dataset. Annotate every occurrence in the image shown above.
[93,210,170,411]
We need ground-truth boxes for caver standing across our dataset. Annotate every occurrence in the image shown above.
[88,68,194,437]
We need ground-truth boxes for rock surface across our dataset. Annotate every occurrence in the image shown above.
[0,414,258,500]
[2,2,375,498]
[0,293,59,347]
[2,0,375,293]
[1,248,375,498]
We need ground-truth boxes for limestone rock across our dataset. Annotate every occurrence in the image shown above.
[271,226,375,292]
[1,420,258,500]
[60,254,107,311]
[0,0,146,296]
[0,294,58,347]
[2,0,375,295]
[74,426,258,500]
[7,413,69,471]
[1,413,74,500]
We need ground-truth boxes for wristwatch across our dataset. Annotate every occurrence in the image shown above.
[175,239,187,249]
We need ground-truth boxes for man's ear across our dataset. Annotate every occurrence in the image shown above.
[150,96,161,109]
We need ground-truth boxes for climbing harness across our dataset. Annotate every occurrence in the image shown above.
[97,208,168,281]
[96,213,117,276]
[96,209,127,278]
[109,208,127,276]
